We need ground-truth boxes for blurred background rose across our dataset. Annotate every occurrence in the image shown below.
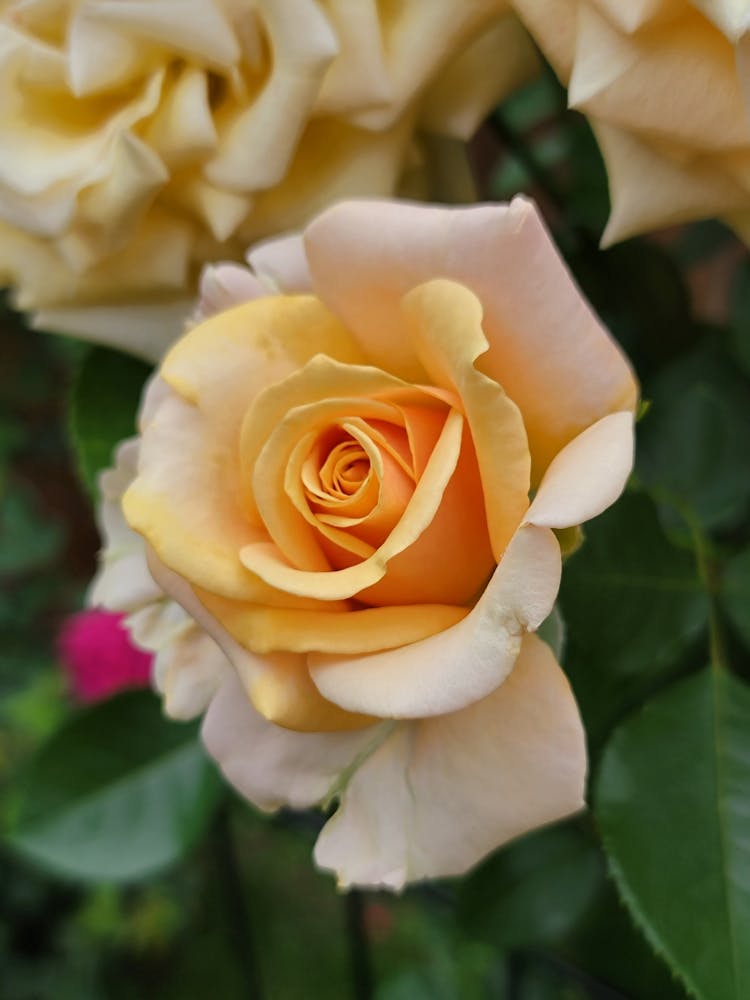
[511,0,750,244]
[57,608,152,704]
[0,0,537,360]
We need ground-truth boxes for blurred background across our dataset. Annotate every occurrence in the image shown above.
[3,69,750,1000]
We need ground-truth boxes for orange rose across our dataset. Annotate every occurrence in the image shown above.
[118,197,637,887]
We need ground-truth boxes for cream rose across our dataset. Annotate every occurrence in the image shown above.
[510,0,750,244]
[0,0,536,360]
[103,197,637,888]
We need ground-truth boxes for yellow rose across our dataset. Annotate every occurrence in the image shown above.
[0,0,536,359]
[112,197,637,888]
[510,0,750,243]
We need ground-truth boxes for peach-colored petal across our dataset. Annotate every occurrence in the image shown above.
[402,278,530,559]
[308,524,561,718]
[124,298,364,600]
[123,387,277,602]
[243,651,373,733]
[284,418,416,559]
[314,633,586,889]
[304,197,637,480]
[244,360,414,568]
[162,296,363,422]
[202,669,385,812]
[240,408,465,601]
[147,548,370,732]
[198,588,468,655]
[352,423,495,607]
[525,411,634,529]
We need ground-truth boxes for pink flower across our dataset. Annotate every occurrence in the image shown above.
[58,609,153,704]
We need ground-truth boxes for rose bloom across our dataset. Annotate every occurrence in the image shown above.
[0,0,536,360]
[510,0,750,244]
[57,608,153,704]
[97,197,637,889]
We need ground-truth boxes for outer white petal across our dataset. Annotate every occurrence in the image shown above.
[194,261,266,321]
[89,434,230,720]
[201,669,384,812]
[89,439,163,611]
[151,619,230,720]
[525,411,634,529]
[245,233,313,293]
[314,634,587,889]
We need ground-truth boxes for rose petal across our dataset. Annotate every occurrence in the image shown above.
[569,4,750,150]
[583,0,677,34]
[195,262,265,321]
[32,299,192,364]
[124,298,364,600]
[304,197,637,480]
[240,408,465,601]
[144,65,218,169]
[151,619,230,721]
[308,524,561,718]
[124,388,273,602]
[148,549,370,731]
[402,278,530,560]
[525,411,634,529]
[596,121,748,245]
[340,0,513,132]
[196,589,469,655]
[202,669,385,811]
[419,15,539,140]
[245,358,413,569]
[314,633,586,889]
[204,0,338,192]
[239,115,413,245]
[246,233,313,293]
[509,0,577,78]
[690,0,750,41]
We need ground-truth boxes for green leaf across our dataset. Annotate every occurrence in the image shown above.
[458,820,603,951]
[560,876,689,1000]
[637,342,750,534]
[595,669,750,1000]
[5,691,222,883]
[559,492,709,749]
[722,546,750,650]
[69,346,151,496]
